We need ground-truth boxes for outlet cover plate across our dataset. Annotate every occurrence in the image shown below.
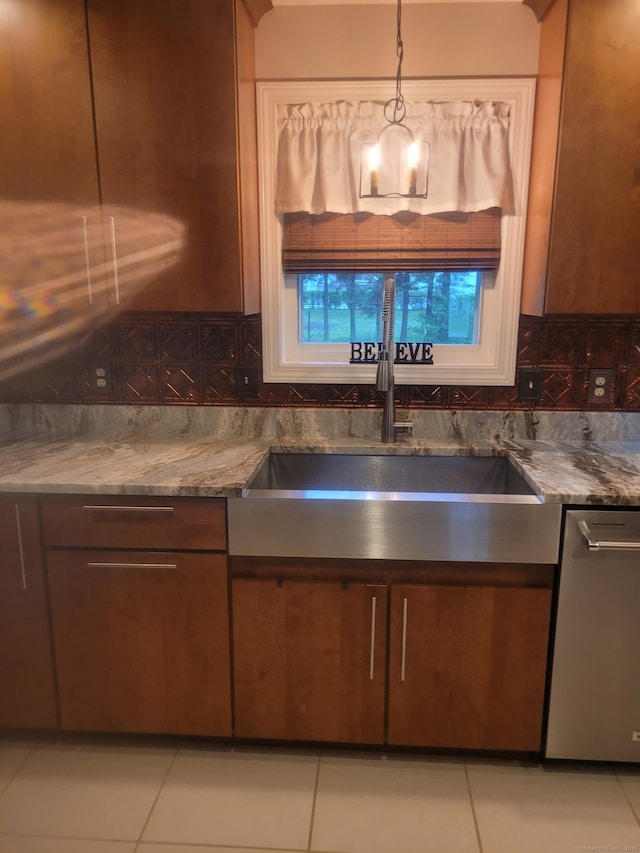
[587,368,614,404]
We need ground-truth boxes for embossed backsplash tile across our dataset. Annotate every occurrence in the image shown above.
[1,311,639,411]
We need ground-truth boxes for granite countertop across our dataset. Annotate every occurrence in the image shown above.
[0,433,274,498]
[1,429,640,505]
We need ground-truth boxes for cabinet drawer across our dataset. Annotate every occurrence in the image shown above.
[48,549,231,736]
[41,495,226,551]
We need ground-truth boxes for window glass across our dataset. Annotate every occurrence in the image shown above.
[299,271,481,345]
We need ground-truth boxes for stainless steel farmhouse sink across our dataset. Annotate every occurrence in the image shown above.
[227,452,561,564]
[245,452,535,496]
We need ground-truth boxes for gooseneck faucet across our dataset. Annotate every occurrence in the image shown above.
[376,276,412,443]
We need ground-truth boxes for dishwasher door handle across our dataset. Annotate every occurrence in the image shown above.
[578,519,640,551]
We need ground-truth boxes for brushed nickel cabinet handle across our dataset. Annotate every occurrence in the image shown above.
[86,561,178,570]
[369,595,377,680]
[400,596,408,682]
[108,215,120,304]
[81,216,94,305]
[14,504,27,591]
[81,505,174,513]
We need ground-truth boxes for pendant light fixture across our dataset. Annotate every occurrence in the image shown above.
[359,0,429,199]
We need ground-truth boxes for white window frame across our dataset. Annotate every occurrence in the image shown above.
[257,78,536,386]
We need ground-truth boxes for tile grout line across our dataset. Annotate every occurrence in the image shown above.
[463,761,485,853]
[132,745,180,852]
[615,770,640,830]
[306,753,322,852]
[0,830,137,845]
[0,739,40,799]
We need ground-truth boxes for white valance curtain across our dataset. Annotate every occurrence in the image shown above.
[275,99,514,217]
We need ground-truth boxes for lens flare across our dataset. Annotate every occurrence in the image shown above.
[0,201,185,381]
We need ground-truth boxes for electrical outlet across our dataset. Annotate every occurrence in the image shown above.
[235,365,259,397]
[90,362,111,393]
[587,368,614,404]
[518,368,542,402]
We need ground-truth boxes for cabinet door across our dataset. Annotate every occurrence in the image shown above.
[87,0,257,312]
[48,550,231,736]
[0,0,108,332]
[232,579,387,744]
[0,0,99,205]
[0,497,57,728]
[545,0,640,313]
[388,584,551,751]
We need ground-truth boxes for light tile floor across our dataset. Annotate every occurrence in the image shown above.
[1,733,639,853]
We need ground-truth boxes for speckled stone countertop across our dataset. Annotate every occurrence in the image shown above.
[0,433,273,497]
[505,440,640,505]
[1,429,640,505]
[0,404,639,504]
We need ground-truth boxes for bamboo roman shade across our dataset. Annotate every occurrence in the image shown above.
[281,208,502,273]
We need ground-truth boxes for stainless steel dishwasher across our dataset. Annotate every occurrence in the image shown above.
[546,508,640,762]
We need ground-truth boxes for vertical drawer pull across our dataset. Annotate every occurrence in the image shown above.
[369,595,377,680]
[86,561,178,570]
[108,215,120,305]
[14,504,27,591]
[400,596,408,682]
[81,505,175,513]
[81,216,94,305]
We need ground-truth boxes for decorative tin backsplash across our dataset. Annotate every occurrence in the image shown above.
[1,312,639,410]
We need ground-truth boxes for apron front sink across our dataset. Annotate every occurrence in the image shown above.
[228,451,561,564]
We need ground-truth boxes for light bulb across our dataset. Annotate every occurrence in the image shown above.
[407,141,420,169]
[407,141,419,195]
[368,145,381,196]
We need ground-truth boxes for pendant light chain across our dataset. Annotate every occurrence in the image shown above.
[389,0,406,124]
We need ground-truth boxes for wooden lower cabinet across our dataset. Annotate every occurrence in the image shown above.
[0,497,58,729]
[231,567,553,752]
[232,578,387,743]
[388,584,552,751]
[47,550,231,736]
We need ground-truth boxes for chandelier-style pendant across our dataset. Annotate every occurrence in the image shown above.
[359,0,430,200]
[360,117,430,199]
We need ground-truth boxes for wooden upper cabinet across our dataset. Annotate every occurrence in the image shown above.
[0,0,108,315]
[522,0,640,315]
[87,0,261,313]
[0,0,98,205]
[2,0,263,318]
